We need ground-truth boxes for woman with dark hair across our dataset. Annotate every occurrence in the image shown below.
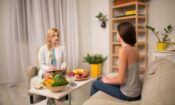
[90,22,141,101]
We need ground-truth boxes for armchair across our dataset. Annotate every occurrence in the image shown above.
[26,48,41,104]
[26,65,40,103]
[26,47,68,104]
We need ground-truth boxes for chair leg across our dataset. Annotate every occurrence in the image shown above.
[65,94,69,100]
[30,95,34,104]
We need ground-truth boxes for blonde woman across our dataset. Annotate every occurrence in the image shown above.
[38,28,66,78]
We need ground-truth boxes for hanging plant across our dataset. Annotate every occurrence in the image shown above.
[95,12,108,28]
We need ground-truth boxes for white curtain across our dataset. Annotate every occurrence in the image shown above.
[6,0,79,86]
[64,0,79,69]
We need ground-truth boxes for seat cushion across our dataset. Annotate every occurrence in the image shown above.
[83,91,140,105]
[30,76,42,88]
[141,58,175,105]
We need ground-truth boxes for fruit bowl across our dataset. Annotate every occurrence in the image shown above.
[42,73,68,92]
[44,85,67,92]
[75,77,89,81]
[67,69,90,81]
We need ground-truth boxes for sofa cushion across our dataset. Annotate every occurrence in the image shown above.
[83,91,140,105]
[141,58,175,105]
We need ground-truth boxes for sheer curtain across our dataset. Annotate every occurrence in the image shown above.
[6,0,79,86]
[64,0,79,69]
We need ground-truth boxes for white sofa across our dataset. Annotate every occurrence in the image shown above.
[83,58,175,105]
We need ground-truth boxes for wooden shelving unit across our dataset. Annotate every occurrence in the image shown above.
[112,15,145,21]
[111,1,148,74]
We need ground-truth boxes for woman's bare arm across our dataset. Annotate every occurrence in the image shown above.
[102,47,127,85]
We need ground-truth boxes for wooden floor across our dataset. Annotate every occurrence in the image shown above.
[0,84,31,105]
[0,82,92,105]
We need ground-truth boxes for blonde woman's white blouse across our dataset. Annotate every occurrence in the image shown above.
[38,44,66,78]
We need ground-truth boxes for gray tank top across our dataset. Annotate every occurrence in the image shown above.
[120,63,141,97]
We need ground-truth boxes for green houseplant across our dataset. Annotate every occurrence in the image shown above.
[83,54,107,64]
[147,25,173,51]
[83,54,107,78]
[96,12,108,28]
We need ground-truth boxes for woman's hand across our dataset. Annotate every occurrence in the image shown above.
[102,76,110,84]
[44,72,52,79]
[55,68,66,75]
[46,65,57,72]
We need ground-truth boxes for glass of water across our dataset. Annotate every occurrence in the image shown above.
[66,76,76,86]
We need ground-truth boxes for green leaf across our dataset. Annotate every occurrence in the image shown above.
[147,24,173,43]
[82,54,107,64]
[164,28,168,33]
[95,12,108,22]
[146,25,155,32]
[52,73,68,87]
[52,80,68,87]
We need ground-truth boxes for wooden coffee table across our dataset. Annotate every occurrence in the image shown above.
[29,78,94,105]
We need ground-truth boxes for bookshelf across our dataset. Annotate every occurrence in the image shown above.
[111,1,148,74]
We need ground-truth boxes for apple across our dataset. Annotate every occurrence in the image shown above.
[68,71,75,76]
[80,71,89,78]
[75,74,81,79]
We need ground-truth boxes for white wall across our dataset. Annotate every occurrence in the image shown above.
[78,0,111,74]
[90,0,110,74]
[0,0,9,84]
[78,0,175,72]
[77,0,92,69]
[76,1,111,104]
[148,0,175,65]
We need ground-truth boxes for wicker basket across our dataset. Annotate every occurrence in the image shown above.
[45,85,66,92]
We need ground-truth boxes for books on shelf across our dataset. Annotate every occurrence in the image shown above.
[114,14,144,18]
[125,10,136,15]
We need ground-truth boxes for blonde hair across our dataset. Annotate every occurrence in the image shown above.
[46,28,59,50]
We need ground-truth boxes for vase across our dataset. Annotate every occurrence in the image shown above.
[90,64,102,78]
[101,21,106,28]
[157,42,167,51]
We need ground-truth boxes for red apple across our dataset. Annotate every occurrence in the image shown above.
[68,71,75,76]
[75,75,81,79]
[81,71,89,78]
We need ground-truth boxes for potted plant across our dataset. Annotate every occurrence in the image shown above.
[96,12,108,28]
[147,25,173,51]
[83,54,107,78]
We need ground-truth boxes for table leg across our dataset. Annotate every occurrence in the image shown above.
[30,95,34,104]
[68,93,71,105]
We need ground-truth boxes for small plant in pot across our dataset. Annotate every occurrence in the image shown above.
[83,54,107,78]
[96,12,108,28]
[147,25,173,51]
